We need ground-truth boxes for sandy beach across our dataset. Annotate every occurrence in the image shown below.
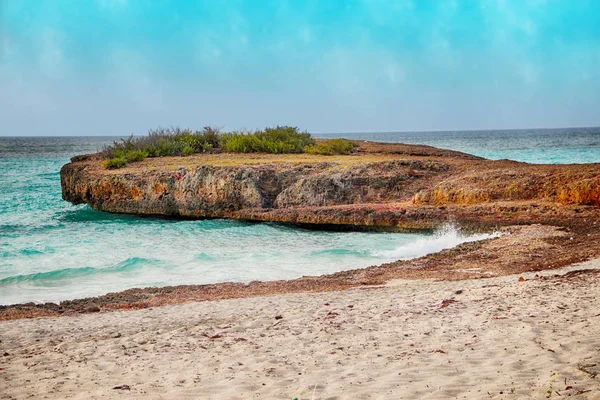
[2,258,599,399]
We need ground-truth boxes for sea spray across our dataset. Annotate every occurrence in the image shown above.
[374,224,501,260]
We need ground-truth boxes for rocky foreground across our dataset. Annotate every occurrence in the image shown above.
[1,141,599,319]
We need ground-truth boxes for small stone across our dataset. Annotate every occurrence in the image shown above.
[85,305,101,313]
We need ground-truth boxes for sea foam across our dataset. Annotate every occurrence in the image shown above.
[375,225,500,260]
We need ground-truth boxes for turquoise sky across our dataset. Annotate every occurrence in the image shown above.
[1,0,599,135]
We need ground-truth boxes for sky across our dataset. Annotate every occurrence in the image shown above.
[1,0,600,136]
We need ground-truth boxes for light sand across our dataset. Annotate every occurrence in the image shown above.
[1,260,600,399]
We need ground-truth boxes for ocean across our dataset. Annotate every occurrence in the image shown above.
[1,127,599,305]
[318,127,600,164]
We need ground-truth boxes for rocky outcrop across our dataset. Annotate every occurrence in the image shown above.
[61,142,600,230]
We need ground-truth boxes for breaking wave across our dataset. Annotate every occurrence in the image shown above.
[375,225,500,260]
[0,258,158,285]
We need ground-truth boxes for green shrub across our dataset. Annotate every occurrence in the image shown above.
[328,138,357,154]
[100,125,333,169]
[304,143,334,155]
[220,132,258,153]
[181,145,194,156]
[304,139,357,156]
[201,126,220,148]
[102,127,220,161]
[221,126,314,154]
[261,126,313,153]
[100,150,146,169]
[102,157,127,169]
[125,150,148,162]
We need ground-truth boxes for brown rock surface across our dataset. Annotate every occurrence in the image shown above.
[60,141,600,227]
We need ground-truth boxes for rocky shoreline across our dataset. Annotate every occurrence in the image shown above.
[2,141,599,320]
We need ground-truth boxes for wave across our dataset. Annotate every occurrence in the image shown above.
[19,249,45,256]
[56,207,132,223]
[0,257,158,285]
[375,225,500,260]
[309,248,372,257]
[37,172,59,179]
[0,247,55,258]
[0,224,21,233]
[0,266,97,284]
[109,257,158,273]
[0,222,65,237]
[194,252,215,261]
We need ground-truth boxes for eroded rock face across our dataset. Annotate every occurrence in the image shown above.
[274,161,448,207]
[61,159,450,218]
[412,168,600,207]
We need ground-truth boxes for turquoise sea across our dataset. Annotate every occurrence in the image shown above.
[319,127,600,164]
[1,128,599,305]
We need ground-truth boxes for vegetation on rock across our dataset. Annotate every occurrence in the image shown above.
[304,138,358,155]
[102,157,127,169]
[101,126,357,169]
[102,127,219,168]
[220,126,314,154]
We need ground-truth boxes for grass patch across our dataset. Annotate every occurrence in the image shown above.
[101,126,356,169]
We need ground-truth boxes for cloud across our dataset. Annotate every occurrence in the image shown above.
[312,46,408,104]
[359,0,414,25]
[196,36,223,65]
[517,62,539,85]
[37,28,66,78]
[1,35,14,60]
[97,0,128,10]
[107,48,165,112]
[299,26,312,45]
[384,62,405,84]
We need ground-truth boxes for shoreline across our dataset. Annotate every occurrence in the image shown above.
[3,220,600,321]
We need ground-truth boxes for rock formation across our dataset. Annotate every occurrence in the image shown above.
[61,141,600,230]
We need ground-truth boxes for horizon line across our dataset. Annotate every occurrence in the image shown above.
[1,125,599,138]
